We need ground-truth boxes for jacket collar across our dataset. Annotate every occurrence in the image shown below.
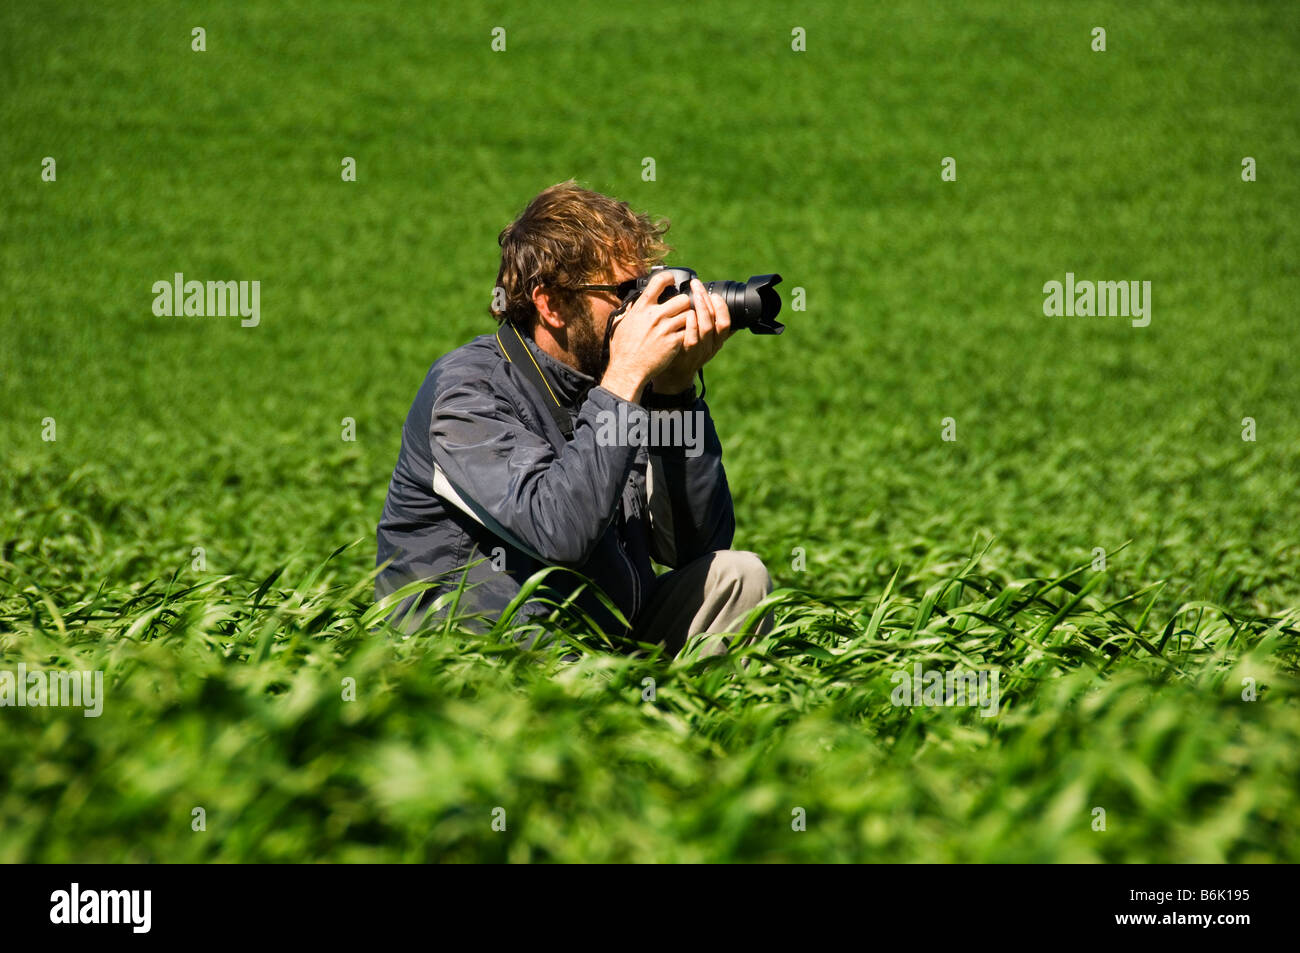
[520,329,597,408]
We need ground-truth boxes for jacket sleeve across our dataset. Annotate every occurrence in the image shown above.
[645,397,735,568]
[428,372,640,567]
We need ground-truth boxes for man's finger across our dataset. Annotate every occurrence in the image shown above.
[683,300,700,349]
[653,290,695,320]
[709,291,733,340]
[659,313,690,335]
[692,279,716,343]
[640,270,678,304]
[662,328,687,360]
[643,312,690,339]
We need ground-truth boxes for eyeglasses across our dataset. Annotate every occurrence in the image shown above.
[570,278,642,300]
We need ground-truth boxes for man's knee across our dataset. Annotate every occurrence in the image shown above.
[678,551,773,658]
[711,550,772,607]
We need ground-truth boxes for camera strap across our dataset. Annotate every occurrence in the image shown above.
[496,321,575,440]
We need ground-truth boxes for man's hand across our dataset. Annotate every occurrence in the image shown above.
[600,270,694,403]
[651,278,732,396]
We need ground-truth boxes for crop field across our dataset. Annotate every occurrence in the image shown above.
[2,1,1298,862]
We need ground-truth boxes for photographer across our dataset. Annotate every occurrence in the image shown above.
[376,180,772,657]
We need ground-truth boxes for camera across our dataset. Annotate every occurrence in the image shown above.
[618,266,785,335]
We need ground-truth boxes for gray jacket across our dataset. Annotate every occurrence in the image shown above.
[375,328,735,635]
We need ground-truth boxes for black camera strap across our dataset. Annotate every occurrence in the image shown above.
[495,321,575,440]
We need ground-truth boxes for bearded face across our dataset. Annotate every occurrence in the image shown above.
[567,295,610,381]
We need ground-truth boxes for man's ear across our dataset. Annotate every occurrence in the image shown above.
[531,285,566,331]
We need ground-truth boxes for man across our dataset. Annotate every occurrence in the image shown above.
[376,180,771,658]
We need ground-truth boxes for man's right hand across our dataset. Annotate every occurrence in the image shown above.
[599,270,694,403]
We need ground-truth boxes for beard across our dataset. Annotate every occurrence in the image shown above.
[568,301,608,381]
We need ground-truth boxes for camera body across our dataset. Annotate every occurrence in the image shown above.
[620,266,785,335]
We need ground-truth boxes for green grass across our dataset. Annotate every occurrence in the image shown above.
[2,0,1299,862]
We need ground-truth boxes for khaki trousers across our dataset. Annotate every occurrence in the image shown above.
[631,550,773,658]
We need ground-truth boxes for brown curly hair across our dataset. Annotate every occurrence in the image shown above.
[490,180,672,331]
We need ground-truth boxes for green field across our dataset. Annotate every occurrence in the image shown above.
[2,1,1299,862]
